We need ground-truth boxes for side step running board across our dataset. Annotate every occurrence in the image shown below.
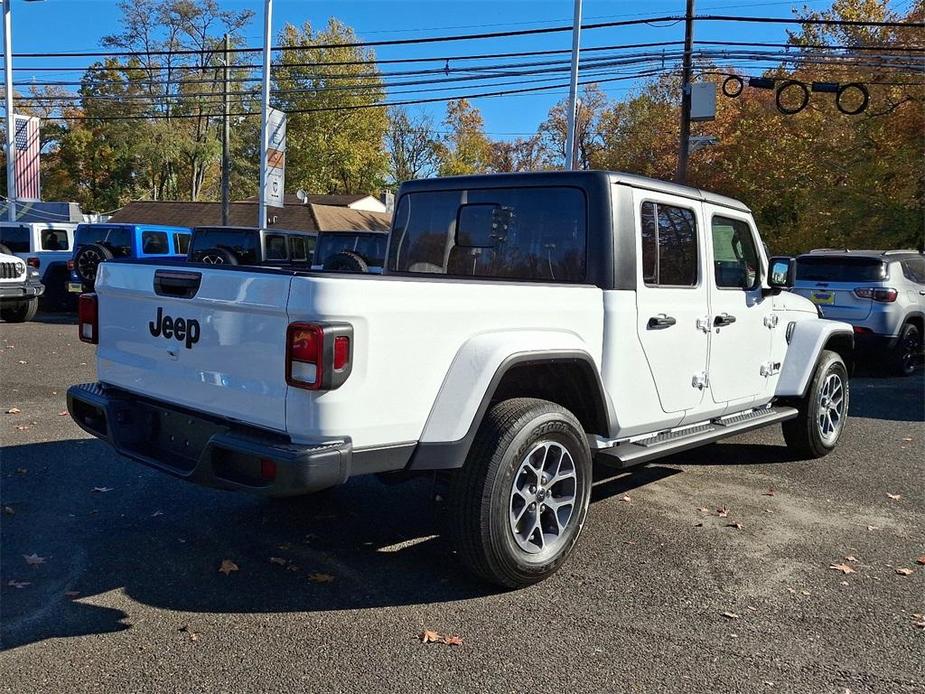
[595,406,798,469]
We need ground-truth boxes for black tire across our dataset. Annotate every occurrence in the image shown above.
[74,243,114,289]
[197,247,239,266]
[447,397,592,588]
[782,350,849,459]
[0,243,12,255]
[0,298,38,323]
[323,250,369,273]
[891,323,920,377]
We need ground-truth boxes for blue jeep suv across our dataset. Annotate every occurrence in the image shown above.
[69,223,192,293]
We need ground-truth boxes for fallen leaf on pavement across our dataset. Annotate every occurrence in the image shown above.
[58,411,68,417]
[726,522,743,530]
[443,635,463,646]
[6,407,21,414]
[762,489,776,496]
[916,556,925,565]
[697,507,710,513]
[693,522,703,527]
[269,557,287,566]
[717,506,729,518]
[829,563,855,575]
[902,437,913,442]
[218,559,239,575]
[178,625,199,641]
[307,572,335,583]
[620,495,631,502]
[92,487,114,493]
[23,553,46,566]
[886,493,902,500]
[14,425,29,431]
[895,568,914,576]
[419,630,441,644]
[722,612,740,619]
[866,525,879,531]
[844,555,857,562]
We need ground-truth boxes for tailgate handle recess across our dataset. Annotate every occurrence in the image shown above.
[154,270,202,299]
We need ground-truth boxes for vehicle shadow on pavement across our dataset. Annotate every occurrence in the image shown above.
[847,373,925,422]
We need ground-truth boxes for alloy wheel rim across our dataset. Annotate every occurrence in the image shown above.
[901,333,919,372]
[509,441,578,555]
[817,372,845,445]
[77,249,101,281]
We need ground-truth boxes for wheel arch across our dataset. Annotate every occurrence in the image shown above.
[775,319,854,398]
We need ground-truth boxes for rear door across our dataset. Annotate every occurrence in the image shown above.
[632,189,709,414]
[95,262,294,432]
[792,256,886,321]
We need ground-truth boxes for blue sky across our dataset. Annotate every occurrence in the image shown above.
[5,0,913,137]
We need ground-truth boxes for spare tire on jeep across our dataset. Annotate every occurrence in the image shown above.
[74,243,114,290]
[323,250,369,273]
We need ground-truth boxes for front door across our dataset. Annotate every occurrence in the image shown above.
[704,207,773,408]
[633,189,709,414]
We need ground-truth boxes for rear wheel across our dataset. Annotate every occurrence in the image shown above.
[891,323,920,377]
[782,350,849,459]
[447,398,592,588]
[0,298,38,323]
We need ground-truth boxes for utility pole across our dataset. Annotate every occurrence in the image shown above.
[221,32,230,226]
[3,0,16,221]
[257,0,273,229]
[675,0,695,184]
[564,0,583,170]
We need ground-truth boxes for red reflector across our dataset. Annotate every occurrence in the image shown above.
[333,336,350,370]
[67,259,75,271]
[78,293,98,344]
[27,257,40,269]
[853,326,872,334]
[259,458,277,481]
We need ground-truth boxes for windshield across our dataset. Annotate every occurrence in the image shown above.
[188,227,259,264]
[796,256,886,282]
[387,186,586,282]
[74,225,132,255]
[316,233,387,266]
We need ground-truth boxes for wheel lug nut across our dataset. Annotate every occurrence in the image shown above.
[530,502,536,509]
[529,486,536,494]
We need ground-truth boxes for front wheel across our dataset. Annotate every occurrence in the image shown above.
[782,350,849,459]
[0,298,38,323]
[447,398,592,588]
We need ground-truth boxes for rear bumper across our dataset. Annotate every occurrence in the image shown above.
[67,382,351,496]
[0,278,44,301]
[853,331,898,355]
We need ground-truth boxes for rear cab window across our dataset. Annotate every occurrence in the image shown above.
[796,256,887,282]
[317,233,388,267]
[0,226,31,253]
[388,186,586,282]
[74,225,133,257]
[141,231,169,255]
[40,229,70,251]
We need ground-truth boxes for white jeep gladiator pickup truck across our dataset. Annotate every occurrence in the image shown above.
[68,171,853,587]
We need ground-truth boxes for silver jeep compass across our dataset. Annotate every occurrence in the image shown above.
[793,249,925,375]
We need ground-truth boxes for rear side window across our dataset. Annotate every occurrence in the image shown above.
[41,229,70,251]
[641,202,698,287]
[74,226,132,256]
[141,231,169,254]
[0,226,30,253]
[288,236,307,261]
[173,232,190,255]
[265,234,288,261]
[316,233,387,266]
[901,257,925,284]
[711,216,759,289]
[188,228,259,265]
[388,187,586,282]
[796,256,886,282]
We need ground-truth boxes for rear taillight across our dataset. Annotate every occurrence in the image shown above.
[853,287,897,302]
[67,259,75,271]
[78,293,98,344]
[27,257,40,269]
[285,322,353,390]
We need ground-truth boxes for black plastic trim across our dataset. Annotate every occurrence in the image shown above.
[407,350,612,471]
[153,269,202,299]
[611,184,638,291]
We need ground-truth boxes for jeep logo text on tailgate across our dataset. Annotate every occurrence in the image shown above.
[149,306,201,349]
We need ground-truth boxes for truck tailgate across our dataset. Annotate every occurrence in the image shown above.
[95,263,293,432]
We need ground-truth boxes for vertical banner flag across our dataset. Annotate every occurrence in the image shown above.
[14,115,41,202]
[265,108,286,208]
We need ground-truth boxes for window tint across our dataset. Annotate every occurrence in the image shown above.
[173,232,190,255]
[265,234,288,261]
[796,256,886,282]
[901,257,925,284]
[316,233,388,267]
[0,226,31,253]
[141,231,169,254]
[288,236,307,262]
[388,187,586,282]
[188,228,259,265]
[40,229,70,251]
[711,216,759,289]
[640,202,698,287]
[74,225,132,256]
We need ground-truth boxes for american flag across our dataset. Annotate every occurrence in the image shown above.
[14,115,41,201]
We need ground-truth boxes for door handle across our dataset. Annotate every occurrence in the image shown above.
[714,313,737,327]
[648,314,677,329]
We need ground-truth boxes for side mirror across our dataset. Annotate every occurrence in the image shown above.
[768,256,796,289]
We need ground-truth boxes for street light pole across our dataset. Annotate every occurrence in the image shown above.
[3,0,16,222]
[563,0,583,170]
[221,32,230,226]
[257,0,272,229]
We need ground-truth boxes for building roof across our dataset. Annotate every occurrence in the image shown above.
[239,193,373,208]
[107,200,391,233]
[0,201,85,223]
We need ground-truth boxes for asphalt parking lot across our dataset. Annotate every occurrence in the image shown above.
[1,314,923,694]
